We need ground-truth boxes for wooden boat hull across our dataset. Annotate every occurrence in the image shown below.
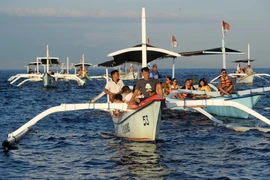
[112,100,162,141]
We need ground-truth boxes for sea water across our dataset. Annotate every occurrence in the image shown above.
[1,68,270,179]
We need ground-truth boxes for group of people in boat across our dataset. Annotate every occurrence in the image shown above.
[78,66,88,77]
[28,68,41,74]
[236,64,254,75]
[104,65,236,117]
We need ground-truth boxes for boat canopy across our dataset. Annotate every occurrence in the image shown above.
[74,63,92,67]
[98,44,181,67]
[232,59,255,63]
[39,57,60,65]
[179,47,245,57]
[161,47,245,59]
[27,62,42,66]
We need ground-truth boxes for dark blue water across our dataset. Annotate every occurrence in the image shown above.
[1,68,270,179]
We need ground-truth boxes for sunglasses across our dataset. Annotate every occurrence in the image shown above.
[222,71,227,74]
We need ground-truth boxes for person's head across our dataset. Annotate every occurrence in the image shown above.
[122,86,130,94]
[111,70,119,79]
[129,66,134,72]
[172,78,178,84]
[247,65,251,68]
[199,78,206,87]
[152,64,157,72]
[221,68,227,77]
[141,67,150,79]
[185,78,191,86]
[114,94,123,103]
[166,76,172,84]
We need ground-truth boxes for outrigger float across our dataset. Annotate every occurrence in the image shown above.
[3,8,270,151]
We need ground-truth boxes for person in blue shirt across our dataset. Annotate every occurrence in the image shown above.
[150,64,161,79]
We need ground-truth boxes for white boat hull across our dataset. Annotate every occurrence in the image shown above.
[119,72,138,80]
[112,100,162,141]
[233,73,255,84]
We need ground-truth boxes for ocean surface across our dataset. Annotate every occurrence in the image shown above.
[1,68,270,180]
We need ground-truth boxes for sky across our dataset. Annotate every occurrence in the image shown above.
[0,0,269,69]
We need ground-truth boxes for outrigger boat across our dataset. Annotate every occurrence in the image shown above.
[210,44,270,84]
[8,61,43,86]
[3,8,270,151]
[73,54,105,81]
[8,45,86,87]
[2,8,180,150]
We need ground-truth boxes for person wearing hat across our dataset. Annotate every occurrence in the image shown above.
[150,64,161,80]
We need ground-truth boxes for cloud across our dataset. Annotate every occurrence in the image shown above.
[0,8,148,18]
[0,7,213,21]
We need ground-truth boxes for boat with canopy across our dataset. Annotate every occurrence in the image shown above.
[3,8,270,152]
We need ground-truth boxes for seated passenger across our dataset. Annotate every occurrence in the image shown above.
[197,78,211,98]
[111,94,124,118]
[122,86,133,103]
[163,76,172,96]
[179,79,196,100]
[218,68,235,97]
[170,78,180,98]
[129,66,135,72]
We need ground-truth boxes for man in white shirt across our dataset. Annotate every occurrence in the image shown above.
[104,70,125,102]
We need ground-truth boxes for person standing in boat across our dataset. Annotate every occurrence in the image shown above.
[104,70,125,102]
[129,67,162,105]
[150,64,161,80]
[218,68,235,97]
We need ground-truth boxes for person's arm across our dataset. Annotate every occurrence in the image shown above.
[155,82,163,97]
[104,88,115,96]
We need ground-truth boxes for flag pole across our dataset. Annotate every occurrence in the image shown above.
[221,20,226,69]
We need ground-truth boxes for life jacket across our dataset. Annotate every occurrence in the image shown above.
[139,94,165,106]
[221,76,231,88]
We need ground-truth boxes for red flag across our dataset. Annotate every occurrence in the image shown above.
[147,38,150,45]
[222,20,230,31]
[171,36,178,48]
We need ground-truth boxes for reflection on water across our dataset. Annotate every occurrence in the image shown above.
[107,140,171,179]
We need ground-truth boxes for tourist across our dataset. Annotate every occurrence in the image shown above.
[218,68,235,97]
[179,79,196,100]
[197,78,211,98]
[150,64,161,80]
[104,70,125,102]
[129,67,162,106]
